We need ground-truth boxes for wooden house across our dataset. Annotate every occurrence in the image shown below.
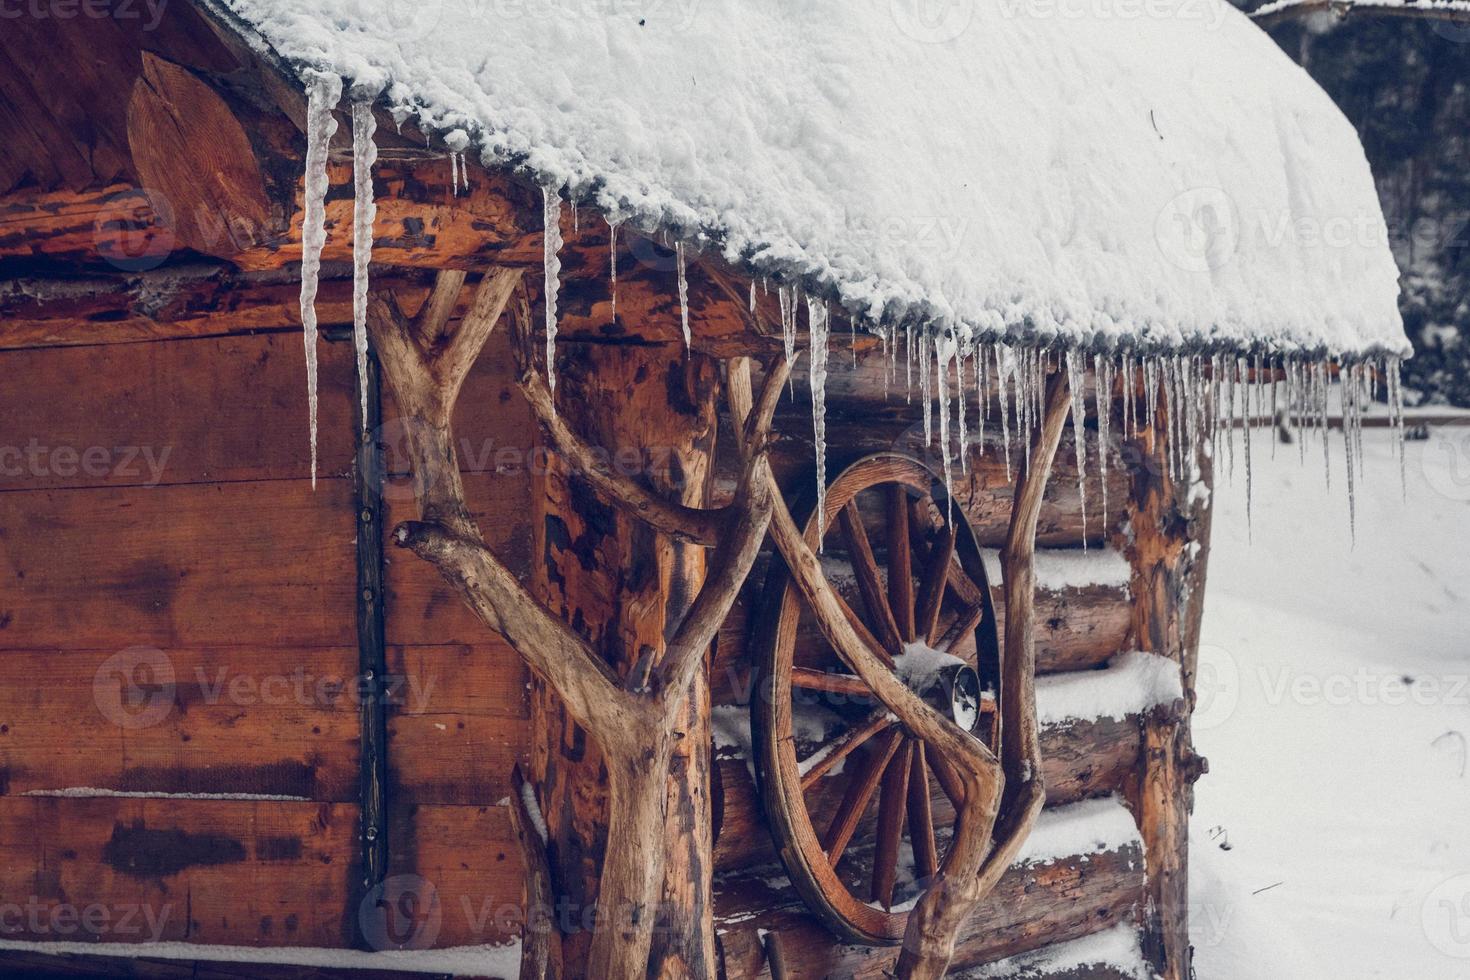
[0,3,1409,979]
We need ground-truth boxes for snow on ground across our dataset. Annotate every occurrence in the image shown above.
[1191,423,1470,978]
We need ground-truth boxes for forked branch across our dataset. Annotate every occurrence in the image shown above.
[506,288,730,547]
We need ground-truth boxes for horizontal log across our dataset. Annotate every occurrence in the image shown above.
[0,267,434,351]
[0,332,354,491]
[0,948,448,980]
[0,479,356,651]
[0,796,358,947]
[714,806,1144,977]
[0,647,359,802]
[994,583,1132,676]
[712,711,1142,871]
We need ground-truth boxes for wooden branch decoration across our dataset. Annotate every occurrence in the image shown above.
[371,267,791,980]
[972,369,1070,896]
[507,288,729,547]
[509,765,563,980]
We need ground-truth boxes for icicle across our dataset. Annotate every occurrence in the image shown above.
[920,329,933,446]
[460,154,469,193]
[1064,349,1089,548]
[1388,356,1406,497]
[1019,347,1033,472]
[350,100,378,433]
[608,219,620,322]
[298,70,341,489]
[779,285,799,397]
[1317,360,1331,491]
[1343,361,1358,541]
[675,240,691,349]
[955,331,969,475]
[749,279,756,313]
[1238,356,1253,535]
[809,298,831,543]
[1095,352,1110,522]
[1122,354,1135,441]
[996,343,1013,483]
[571,199,579,235]
[976,341,989,463]
[542,185,563,391]
[936,331,955,513]
[849,316,858,367]
[905,322,914,402]
[450,151,459,196]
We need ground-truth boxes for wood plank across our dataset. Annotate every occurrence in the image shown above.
[713,835,1144,978]
[389,803,526,949]
[387,714,527,806]
[0,797,358,947]
[0,334,354,491]
[0,647,359,801]
[0,480,355,650]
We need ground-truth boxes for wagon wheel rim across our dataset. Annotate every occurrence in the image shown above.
[751,452,1002,945]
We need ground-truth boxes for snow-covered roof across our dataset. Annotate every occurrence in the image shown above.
[217,0,1408,359]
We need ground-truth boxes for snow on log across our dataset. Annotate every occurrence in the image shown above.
[1035,652,1185,726]
[953,923,1150,979]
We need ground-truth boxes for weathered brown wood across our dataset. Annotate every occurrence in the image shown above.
[907,744,939,882]
[714,835,1145,978]
[126,53,274,258]
[870,741,913,907]
[839,501,904,655]
[0,480,355,651]
[887,484,916,640]
[0,646,359,801]
[0,332,355,490]
[509,766,563,980]
[1124,400,1210,980]
[0,796,358,947]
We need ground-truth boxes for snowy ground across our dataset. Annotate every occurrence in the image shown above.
[1190,422,1470,978]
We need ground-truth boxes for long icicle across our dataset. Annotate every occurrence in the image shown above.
[1064,349,1089,549]
[351,99,378,433]
[608,218,620,322]
[298,70,342,489]
[809,298,831,541]
[675,240,691,350]
[542,185,563,391]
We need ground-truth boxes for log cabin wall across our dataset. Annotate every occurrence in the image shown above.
[0,10,1203,975]
[0,301,1193,977]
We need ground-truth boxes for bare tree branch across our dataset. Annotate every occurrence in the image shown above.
[507,288,731,546]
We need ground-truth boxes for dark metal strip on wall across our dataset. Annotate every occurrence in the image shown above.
[347,336,390,947]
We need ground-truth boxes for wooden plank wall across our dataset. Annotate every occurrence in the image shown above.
[0,310,1157,975]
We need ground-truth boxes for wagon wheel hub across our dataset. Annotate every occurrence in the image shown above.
[894,651,984,734]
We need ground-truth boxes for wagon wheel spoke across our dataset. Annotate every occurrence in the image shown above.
[800,709,894,791]
[935,602,985,654]
[839,500,904,655]
[915,515,957,644]
[823,728,902,866]
[887,485,915,642]
[871,739,914,908]
[907,743,939,882]
[925,741,968,809]
[791,666,871,698]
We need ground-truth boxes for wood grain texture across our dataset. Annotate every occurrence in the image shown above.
[0,797,358,947]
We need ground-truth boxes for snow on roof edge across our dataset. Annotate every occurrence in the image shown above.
[206,0,1411,363]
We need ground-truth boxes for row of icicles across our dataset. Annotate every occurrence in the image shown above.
[296,77,1407,544]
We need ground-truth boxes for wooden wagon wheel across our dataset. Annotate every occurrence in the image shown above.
[750,452,1009,946]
